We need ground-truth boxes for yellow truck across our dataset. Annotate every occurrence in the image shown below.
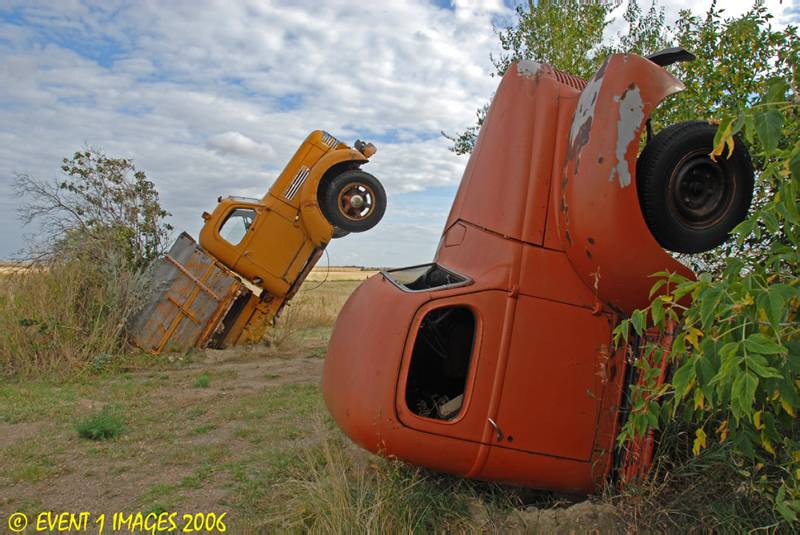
[128,130,386,353]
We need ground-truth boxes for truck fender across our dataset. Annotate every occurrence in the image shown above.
[299,148,368,247]
[558,53,695,315]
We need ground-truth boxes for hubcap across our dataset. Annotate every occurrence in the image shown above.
[667,151,735,230]
[337,182,376,221]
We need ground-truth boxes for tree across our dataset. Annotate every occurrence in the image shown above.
[447,1,796,274]
[14,149,173,269]
[444,0,666,155]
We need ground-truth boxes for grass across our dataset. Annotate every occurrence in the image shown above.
[268,431,477,532]
[0,275,772,532]
[0,255,146,378]
[266,281,356,350]
[193,371,210,388]
[75,406,125,440]
[613,422,780,532]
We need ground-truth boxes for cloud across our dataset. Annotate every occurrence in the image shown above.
[206,131,275,159]
[0,0,510,265]
[0,0,793,266]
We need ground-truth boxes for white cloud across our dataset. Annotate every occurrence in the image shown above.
[206,131,275,159]
[0,0,794,266]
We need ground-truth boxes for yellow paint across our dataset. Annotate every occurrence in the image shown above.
[199,131,371,298]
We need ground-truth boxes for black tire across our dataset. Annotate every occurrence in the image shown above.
[320,169,386,233]
[332,227,350,239]
[636,120,754,254]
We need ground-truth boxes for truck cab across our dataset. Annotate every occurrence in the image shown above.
[323,50,754,493]
[199,130,385,297]
[129,130,387,354]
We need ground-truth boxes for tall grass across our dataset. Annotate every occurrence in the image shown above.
[0,253,146,377]
[614,421,779,532]
[266,281,356,349]
[267,425,520,533]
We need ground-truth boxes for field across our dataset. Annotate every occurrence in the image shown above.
[304,265,379,282]
[0,278,626,533]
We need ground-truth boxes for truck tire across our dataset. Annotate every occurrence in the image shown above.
[332,227,350,239]
[636,121,754,254]
[320,169,386,233]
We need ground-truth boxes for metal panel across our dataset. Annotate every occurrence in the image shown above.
[128,232,246,353]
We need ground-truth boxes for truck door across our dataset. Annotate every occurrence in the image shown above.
[492,296,610,461]
[395,289,506,445]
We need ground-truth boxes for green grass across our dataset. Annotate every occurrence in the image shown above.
[193,372,210,388]
[75,406,125,440]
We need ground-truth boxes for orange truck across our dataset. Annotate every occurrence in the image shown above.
[129,130,386,353]
[323,48,754,492]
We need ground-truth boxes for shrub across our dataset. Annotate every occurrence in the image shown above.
[2,149,172,377]
[76,406,125,440]
[615,78,800,524]
[193,372,210,389]
[0,254,148,377]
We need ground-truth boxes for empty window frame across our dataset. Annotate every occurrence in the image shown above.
[406,306,476,420]
[383,263,470,292]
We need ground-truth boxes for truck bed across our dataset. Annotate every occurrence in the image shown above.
[128,232,252,353]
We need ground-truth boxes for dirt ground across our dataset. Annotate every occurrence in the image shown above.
[0,279,621,533]
[0,347,326,522]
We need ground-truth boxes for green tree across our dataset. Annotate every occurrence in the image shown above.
[15,149,173,268]
[444,0,667,155]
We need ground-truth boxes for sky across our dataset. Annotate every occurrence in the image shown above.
[0,0,796,267]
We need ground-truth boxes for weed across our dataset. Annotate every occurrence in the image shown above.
[190,423,216,436]
[193,372,210,389]
[267,423,519,533]
[0,257,147,378]
[76,406,125,440]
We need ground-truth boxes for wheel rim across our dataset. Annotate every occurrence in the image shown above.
[667,150,735,230]
[337,182,376,221]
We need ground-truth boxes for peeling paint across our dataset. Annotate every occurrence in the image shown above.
[517,60,543,79]
[567,58,607,173]
[608,84,644,188]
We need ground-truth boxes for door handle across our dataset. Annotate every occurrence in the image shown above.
[487,417,504,442]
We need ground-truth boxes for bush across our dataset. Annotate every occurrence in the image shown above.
[0,254,148,377]
[1,149,172,378]
[76,406,125,440]
[615,78,800,524]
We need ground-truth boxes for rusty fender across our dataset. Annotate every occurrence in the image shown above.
[558,53,694,315]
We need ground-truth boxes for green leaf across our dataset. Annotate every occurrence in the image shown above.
[766,287,786,329]
[631,309,645,336]
[731,371,758,419]
[699,286,723,329]
[651,298,665,326]
[744,333,787,355]
[754,109,784,153]
[765,77,788,104]
[672,359,696,400]
[648,278,667,299]
[761,210,780,233]
[746,353,783,379]
[790,150,800,181]
[695,356,717,401]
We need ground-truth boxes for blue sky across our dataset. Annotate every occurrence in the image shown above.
[0,0,795,266]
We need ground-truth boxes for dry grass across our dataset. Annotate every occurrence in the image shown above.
[0,256,145,377]
[267,422,519,533]
[305,266,379,282]
[266,280,362,349]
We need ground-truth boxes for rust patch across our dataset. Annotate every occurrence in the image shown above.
[566,57,609,174]
[609,82,644,188]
